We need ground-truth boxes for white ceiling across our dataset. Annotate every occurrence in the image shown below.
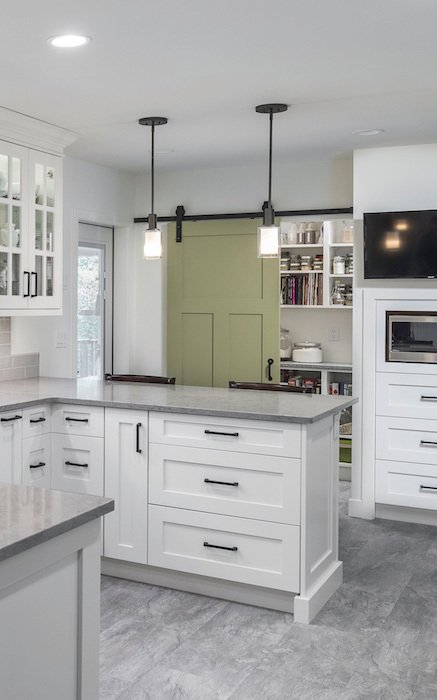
[2,0,437,173]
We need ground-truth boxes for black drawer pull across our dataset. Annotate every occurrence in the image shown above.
[30,462,46,469]
[204,478,239,487]
[420,484,437,492]
[65,460,88,468]
[30,417,46,424]
[203,541,238,552]
[204,429,239,438]
[65,417,89,423]
[136,422,142,453]
[420,396,437,402]
[420,440,437,447]
[1,415,22,423]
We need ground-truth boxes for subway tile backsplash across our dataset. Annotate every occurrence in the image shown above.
[0,318,39,381]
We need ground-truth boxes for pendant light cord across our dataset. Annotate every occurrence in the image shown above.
[268,110,273,204]
[151,123,155,218]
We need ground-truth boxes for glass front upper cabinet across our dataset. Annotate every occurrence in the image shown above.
[0,143,26,306]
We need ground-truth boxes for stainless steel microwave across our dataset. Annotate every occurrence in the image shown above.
[386,311,437,364]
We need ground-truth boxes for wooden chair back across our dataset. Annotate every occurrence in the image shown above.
[228,381,313,393]
[105,374,176,385]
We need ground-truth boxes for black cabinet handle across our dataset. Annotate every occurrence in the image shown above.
[1,415,22,423]
[204,478,239,487]
[420,484,437,492]
[65,417,89,423]
[30,417,46,424]
[267,358,274,381]
[30,462,46,469]
[204,429,239,438]
[203,541,238,552]
[420,440,437,447]
[31,271,37,298]
[65,460,88,468]
[136,422,142,453]
[420,396,437,402]
[23,271,30,298]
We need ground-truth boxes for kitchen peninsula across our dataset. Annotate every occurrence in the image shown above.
[0,378,355,623]
[0,483,113,700]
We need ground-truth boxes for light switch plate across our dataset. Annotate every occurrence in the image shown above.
[55,330,67,349]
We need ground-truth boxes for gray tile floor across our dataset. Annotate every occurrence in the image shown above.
[100,484,437,699]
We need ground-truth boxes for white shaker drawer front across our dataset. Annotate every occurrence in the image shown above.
[148,505,300,592]
[149,444,300,524]
[51,434,104,495]
[149,412,301,458]
[51,404,104,437]
[22,434,51,488]
[376,459,437,510]
[376,373,437,420]
[376,417,437,465]
[22,405,51,438]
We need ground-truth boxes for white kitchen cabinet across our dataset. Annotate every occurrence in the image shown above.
[22,434,51,488]
[104,408,148,564]
[51,404,104,437]
[22,404,51,438]
[0,140,63,314]
[0,411,23,483]
[51,433,104,495]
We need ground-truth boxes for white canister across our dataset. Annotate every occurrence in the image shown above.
[292,342,323,363]
[333,256,345,275]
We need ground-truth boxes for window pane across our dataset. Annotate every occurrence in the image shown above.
[35,255,43,296]
[35,210,43,250]
[0,252,7,295]
[46,211,54,251]
[46,256,53,296]
[35,163,44,205]
[12,206,21,248]
[0,155,8,198]
[46,167,55,207]
[0,203,8,246]
[12,253,20,296]
[11,157,20,201]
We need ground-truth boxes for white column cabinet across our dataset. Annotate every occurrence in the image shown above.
[104,408,148,564]
[0,411,23,484]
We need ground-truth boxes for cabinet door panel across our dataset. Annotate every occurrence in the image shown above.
[51,434,103,495]
[0,411,22,483]
[104,409,148,564]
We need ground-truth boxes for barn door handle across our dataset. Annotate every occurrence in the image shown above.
[267,358,274,381]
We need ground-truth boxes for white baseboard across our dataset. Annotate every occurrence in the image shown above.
[293,561,343,624]
[375,503,437,526]
[348,498,375,519]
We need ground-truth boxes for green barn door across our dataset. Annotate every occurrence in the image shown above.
[167,219,279,387]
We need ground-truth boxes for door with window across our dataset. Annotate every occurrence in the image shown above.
[77,224,113,378]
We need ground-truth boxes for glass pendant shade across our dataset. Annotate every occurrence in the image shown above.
[257,225,279,258]
[143,228,162,259]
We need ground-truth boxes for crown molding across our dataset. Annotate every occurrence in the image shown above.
[0,105,78,155]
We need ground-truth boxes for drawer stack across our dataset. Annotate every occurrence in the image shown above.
[51,404,104,496]
[148,412,301,592]
[22,405,51,488]
[376,373,437,510]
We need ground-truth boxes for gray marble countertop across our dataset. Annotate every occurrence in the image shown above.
[0,377,356,424]
[0,483,114,563]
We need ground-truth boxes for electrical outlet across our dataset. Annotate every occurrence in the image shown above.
[55,331,68,349]
[329,327,340,342]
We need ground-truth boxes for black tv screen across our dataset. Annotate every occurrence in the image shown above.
[364,210,437,279]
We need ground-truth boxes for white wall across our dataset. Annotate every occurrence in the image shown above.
[12,157,136,377]
[135,157,353,216]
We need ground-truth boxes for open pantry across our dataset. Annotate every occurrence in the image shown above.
[279,217,354,480]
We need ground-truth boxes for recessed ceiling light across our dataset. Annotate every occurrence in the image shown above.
[47,34,91,48]
[352,129,385,137]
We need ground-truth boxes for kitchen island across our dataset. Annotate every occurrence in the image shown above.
[0,484,114,700]
[0,378,355,623]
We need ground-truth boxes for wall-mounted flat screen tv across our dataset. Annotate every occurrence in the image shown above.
[364,210,437,279]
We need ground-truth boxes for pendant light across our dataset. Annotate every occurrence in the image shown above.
[255,103,288,257]
[139,116,168,259]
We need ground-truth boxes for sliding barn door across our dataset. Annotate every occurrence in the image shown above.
[167,220,279,387]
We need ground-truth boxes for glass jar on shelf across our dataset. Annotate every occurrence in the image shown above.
[333,255,345,275]
[331,281,344,306]
[280,328,292,359]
